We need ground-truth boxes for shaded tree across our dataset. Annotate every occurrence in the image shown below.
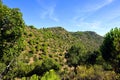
[101,27,120,73]
[26,57,60,76]
[86,51,99,65]
[65,43,87,68]
[0,1,25,59]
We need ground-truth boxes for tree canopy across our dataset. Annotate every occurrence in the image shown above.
[101,27,120,73]
[0,2,25,61]
[65,43,87,67]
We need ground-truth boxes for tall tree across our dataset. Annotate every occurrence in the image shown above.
[101,27,120,73]
[0,1,25,60]
[0,2,25,79]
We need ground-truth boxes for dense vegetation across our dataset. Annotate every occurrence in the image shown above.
[0,1,120,80]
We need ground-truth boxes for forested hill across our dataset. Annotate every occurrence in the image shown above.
[25,26,103,53]
[21,26,103,68]
[21,26,103,63]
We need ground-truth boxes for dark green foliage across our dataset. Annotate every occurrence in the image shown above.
[101,27,120,73]
[0,2,25,60]
[66,44,101,67]
[0,2,25,79]
[29,25,36,29]
[65,43,87,67]
[27,57,60,76]
[86,51,100,65]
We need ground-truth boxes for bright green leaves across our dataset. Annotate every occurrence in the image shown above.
[41,69,60,80]
[21,74,39,80]
[30,74,39,80]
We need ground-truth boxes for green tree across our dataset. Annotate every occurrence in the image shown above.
[101,27,120,73]
[65,43,87,68]
[0,1,25,61]
[0,2,25,79]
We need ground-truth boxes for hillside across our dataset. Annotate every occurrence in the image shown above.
[11,26,103,79]
[19,26,102,63]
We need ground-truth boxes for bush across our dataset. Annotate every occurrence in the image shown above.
[76,65,116,80]
[26,57,61,76]
[41,69,60,80]
[30,74,39,80]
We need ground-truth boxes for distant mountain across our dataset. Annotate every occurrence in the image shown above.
[71,31,103,51]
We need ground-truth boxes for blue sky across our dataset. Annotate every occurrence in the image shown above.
[2,0,120,36]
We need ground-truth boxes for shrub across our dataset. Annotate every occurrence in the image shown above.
[41,69,60,80]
